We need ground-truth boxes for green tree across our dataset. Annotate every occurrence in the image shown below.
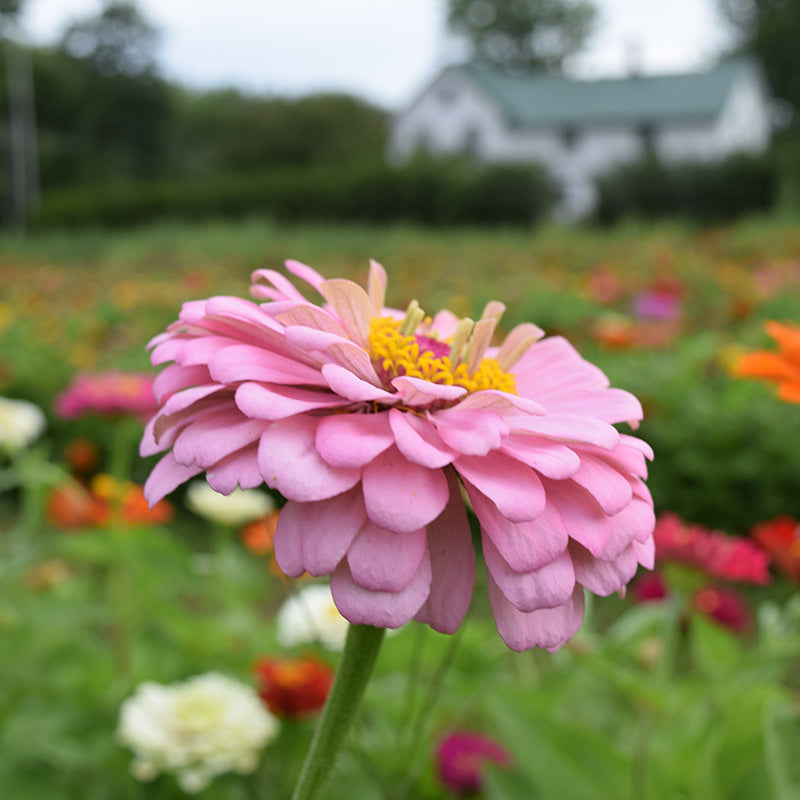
[719,0,800,126]
[43,1,172,184]
[59,0,159,77]
[447,0,597,72]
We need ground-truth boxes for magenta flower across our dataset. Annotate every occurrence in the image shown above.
[142,261,655,651]
[56,371,158,422]
[653,512,771,585]
[436,731,512,794]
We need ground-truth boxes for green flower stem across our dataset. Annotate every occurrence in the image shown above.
[291,623,385,800]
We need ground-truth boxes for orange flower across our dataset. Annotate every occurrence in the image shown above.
[751,516,800,582]
[734,321,800,403]
[47,476,172,530]
[47,480,107,529]
[63,437,101,475]
[241,512,279,556]
[254,656,333,719]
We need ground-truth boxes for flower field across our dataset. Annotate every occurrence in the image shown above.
[3,216,800,799]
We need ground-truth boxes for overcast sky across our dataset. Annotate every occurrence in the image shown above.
[22,0,732,109]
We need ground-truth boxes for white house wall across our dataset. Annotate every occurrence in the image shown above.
[713,71,771,154]
[389,64,772,219]
[387,72,507,161]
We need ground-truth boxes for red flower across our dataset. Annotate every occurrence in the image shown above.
[653,512,771,585]
[751,516,800,582]
[436,731,512,795]
[693,586,751,632]
[254,656,333,719]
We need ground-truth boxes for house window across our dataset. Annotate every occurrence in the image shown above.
[638,123,656,155]
[437,85,457,105]
[561,127,579,151]
[463,126,481,157]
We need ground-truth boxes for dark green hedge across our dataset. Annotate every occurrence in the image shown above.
[33,159,557,229]
[593,151,778,225]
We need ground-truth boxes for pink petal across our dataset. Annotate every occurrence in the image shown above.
[173,409,269,468]
[153,363,211,402]
[389,409,456,468]
[510,413,620,450]
[361,448,449,533]
[541,478,611,557]
[273,303,346,336]
[347,522,427,592]
[258,416,361,502]
[434,408,510,456]
[321,363,397,402]
[581,438,651,479]
[541,387,643,426]
[483,537,575,612]
[250,268,309,303]
[465,484,568,572]
[326,343,385,387]
[392,376,467,407]
[600,494,656,559]
[487,579,585,652]
[144,452,203,506]
[415,468,475,634]
[330,553,432,629]
[569,540,639,596]
[315,413,394,468]
[206,445,264,493]
[285,258,326,291]
[235,382,345,420]
[514,337,608,396]
[500,435,580,479]
[208,343,327,386]
[161,384,223,416]
[456,452,545,522]
[274,488,366,577]
[633,534,655,569]
[318,278,371,349]
[454,389,544,416]
[570,453,633,516]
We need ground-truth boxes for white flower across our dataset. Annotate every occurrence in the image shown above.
[185,480,274,527]
[276,583,350,652]
[0,397,46,452]
[117,672,278,794]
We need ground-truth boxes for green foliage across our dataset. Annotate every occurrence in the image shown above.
[594,151,777,225]
[718,0,800,126]
[33,159,557,229]
[599,334,800,532]
[169,91,388,176]
[3,217,800,798]
[447,0,597,72]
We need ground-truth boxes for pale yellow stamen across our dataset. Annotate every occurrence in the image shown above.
[399,299,425,337]
[448,317,475,364]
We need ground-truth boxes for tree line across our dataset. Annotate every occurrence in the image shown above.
[2,0,798,229]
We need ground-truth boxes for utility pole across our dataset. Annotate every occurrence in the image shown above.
[1,3,38,232]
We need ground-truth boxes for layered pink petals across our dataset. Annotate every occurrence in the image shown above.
[142,260,656,652]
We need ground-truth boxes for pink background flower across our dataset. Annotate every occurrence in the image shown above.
[56,371,158,422]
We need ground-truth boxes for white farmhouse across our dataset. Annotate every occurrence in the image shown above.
[388,60,772,219]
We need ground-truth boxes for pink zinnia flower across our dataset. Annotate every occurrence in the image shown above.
[56,371,158,422]
[436,731,512,794]
[142,260,655,651]
[653,512,771,585]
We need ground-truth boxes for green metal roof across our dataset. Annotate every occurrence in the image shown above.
[453,60,760,128]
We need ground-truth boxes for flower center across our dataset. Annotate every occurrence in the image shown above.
[368,316,516,395]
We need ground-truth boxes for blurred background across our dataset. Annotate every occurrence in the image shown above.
[1,0,798,231]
